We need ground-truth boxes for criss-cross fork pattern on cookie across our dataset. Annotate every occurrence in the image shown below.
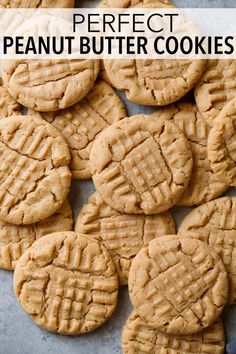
[151,103,228,206]
[2,60,100,112]
[195,59,236,126]
[14,232,118,335]
[129,238,228,335]
[0,115,71,225]
[179,197,236,304]
[90,115,193,214]
[104,59,205,106]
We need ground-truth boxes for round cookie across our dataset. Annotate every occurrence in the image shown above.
[0,78,21,118]
[207,98,236,187]
[179,196,236,304]
[90,115,193,215]
[98,0,175,86]
[122,311,225,354]
[104,59,206,106]
[128,236,228,335]
[29,80,127,180]
[101,0,206,107]
[75,192,176,285]
[151,103,228,206]
[1,59,100,112]
[0,200,73,270]
[195,60,236,127]
[0,115,71,225]
[0,0,74,7]
[14,231,119,335]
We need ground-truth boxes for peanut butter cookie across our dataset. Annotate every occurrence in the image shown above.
[179,196,236,304]
[0,115,71,225]
[14,232,118,335]
[195,60,236,126]
[98,0,175,86]
[104,58,206,106]
[101,0,205,107]
[151,103,228,205]
[0,200,73,270]
[90,115,193,214]
[129,236,228,334]
[207,98,236,187]
[75,192,175,285]
[1,59,100,112]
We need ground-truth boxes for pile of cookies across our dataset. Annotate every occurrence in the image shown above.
[0,0,236,353]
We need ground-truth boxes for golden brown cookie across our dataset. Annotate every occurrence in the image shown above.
[90,115,193,214]
[29,80,127,180]
[179,196,236,304]
[98,0,175,87]
[0,115,71,225]
[104,59,206,106]
[0,78,21,118]
[100,0,205,107]
[122,311,225,354]
[0,0,74,7]
[75,192,175,285]
[14,232,118,335]
[129,236,228,335]
[0,200,73,270]
[207,98,236,187]
[1,59,100,112]
[195,60,236,126]
[151,103,228,205]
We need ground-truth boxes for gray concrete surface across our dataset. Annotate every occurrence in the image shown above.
[1,1,236,353]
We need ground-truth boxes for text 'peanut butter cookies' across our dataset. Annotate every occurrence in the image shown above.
[0,78,21,118]
[1,59,100,112]
[208,98,236,187]
[0,0,75,8]
[90,115,193,215]
[195,60,236,126]
[29,80,127,180]
[122,311,225,354]
[179,197,236,304]
[0,200,73,270]
[14,232,119,335]
[0,115,71,225]
[75,192,175,285]
[151,103,228,206]
[128,236,228,335]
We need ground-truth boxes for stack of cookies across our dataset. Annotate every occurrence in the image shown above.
[0,0,235,353]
